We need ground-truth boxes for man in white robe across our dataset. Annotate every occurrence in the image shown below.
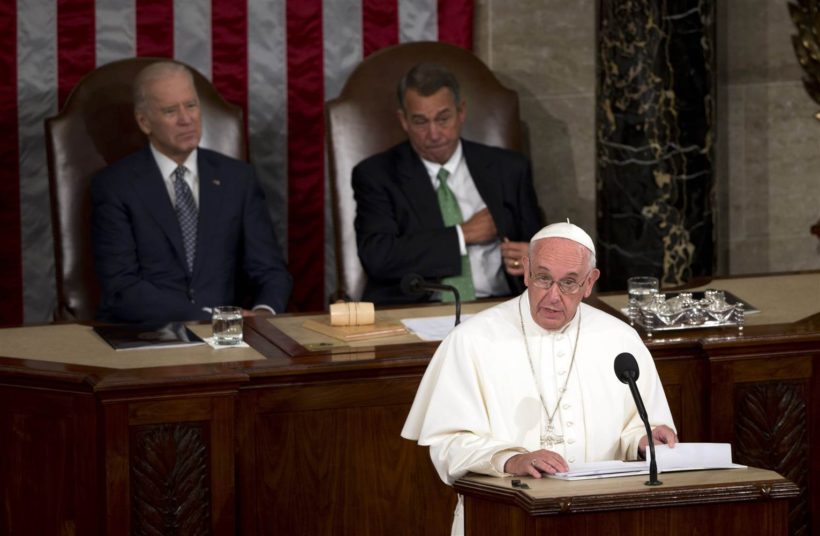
[401,222,677,534]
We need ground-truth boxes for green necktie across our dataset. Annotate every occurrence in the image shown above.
[436,167,476,302]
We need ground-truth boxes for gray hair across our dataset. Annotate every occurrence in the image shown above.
[397,63,461,110]
[133,61,196,112]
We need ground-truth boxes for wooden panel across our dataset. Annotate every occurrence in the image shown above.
[131,422,211,535]
[654,356,708,442]
[733,381,809,535]
[104,393,236,535]
[0,386,98,535]
[465,498,790,536]
[239,378,456,535]
[709,353,817,536]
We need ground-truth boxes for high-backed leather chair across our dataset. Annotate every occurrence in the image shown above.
[46,57,245,321]
[326,41,524,301]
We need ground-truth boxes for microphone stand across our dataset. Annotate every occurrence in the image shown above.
[625,379,662,486]
[450,287,461,326]
[400,274,462,326]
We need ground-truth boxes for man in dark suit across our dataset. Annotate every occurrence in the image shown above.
[353,63,542,304]
[91,61,292,323]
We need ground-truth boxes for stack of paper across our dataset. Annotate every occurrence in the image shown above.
[548,443,746,481]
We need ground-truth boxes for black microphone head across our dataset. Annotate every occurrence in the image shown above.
[614,352,640,384]
[400,273,425,295]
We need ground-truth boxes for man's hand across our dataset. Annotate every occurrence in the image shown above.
[500,238,528,276]
[461,208,497,244]
[638,425,677,458]
[504,450,569,478]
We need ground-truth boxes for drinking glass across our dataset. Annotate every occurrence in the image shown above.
[627,276,659,307]
[212,306,243,345]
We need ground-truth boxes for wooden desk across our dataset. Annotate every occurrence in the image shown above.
[0,273,817,535]
[455,467,798,535]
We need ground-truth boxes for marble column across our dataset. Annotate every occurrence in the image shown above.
[596,1,716,290]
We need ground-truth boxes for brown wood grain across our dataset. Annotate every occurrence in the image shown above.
[0,277,818,535]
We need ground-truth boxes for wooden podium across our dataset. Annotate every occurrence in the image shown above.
[455,467,798,535]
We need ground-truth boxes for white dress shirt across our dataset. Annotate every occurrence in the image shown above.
[148,145,275,315]
[151,145,200,207]
[419,142,510,298]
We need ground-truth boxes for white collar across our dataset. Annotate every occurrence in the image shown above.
[420,140,463,182]
[150,145,199,180]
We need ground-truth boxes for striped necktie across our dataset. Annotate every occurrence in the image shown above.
[173,165,198,272]
[436,167,475,302]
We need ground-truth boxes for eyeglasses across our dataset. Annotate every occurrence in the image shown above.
[529,272,591,295]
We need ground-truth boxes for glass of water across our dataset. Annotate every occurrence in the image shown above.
[212,306,243,345]
[627,276,659,307]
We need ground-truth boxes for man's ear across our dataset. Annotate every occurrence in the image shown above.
[397,108,409,134]
[135,110,151,136]
[583,268,601,298]
[457,99,467,122]
[523,256,531,287]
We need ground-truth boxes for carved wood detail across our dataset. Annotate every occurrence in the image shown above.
[734,381,809,536]
[131,422,211,536]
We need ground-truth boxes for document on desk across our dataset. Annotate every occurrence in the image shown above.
[400,315,473,341]
[94,322,205,351]
[547,443,746,481]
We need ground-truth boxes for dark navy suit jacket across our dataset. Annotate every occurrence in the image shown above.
[352,139,542,305]
[91,146,292,323]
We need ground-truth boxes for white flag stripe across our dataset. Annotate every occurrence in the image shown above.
[248,0,289,257]
[400,0,438,43]
[96,0,136,67]
[323,0,363,100]
[175,0,212,79]
[322,0,365,299]
[18,0,57,322]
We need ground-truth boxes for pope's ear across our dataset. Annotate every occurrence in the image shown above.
[583,268,601,297]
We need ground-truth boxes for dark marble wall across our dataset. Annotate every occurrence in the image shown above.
[596,1,716,290]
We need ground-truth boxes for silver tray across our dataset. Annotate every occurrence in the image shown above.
[626,290,757,333]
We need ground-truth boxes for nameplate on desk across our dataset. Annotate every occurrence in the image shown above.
[94,322,205,351]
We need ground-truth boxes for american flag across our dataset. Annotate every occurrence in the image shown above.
[0,0,474,325]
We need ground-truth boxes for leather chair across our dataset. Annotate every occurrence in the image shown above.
[326,41,524,302]
[46,57,245,321]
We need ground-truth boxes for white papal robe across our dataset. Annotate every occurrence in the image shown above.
[401,293,675,533]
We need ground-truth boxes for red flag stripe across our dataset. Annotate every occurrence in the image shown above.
[136,0,174,57]
[286,0,325,311]
[0,1,21,326]
[437,0,474,49]
[363,0,399,57]
[57,0,95,108]
[212,0,248,133]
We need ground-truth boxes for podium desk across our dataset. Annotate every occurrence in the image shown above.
[592,271,820,536]
[0,272,817,535]
[0,302,493,535]
[455,467,798,535]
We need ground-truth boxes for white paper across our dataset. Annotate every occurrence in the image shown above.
[547,443,745,481]
[549,460,649,480]
[654,442,746,471]
[401,315,472,341]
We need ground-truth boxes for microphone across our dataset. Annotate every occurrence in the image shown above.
[400,273,461,326]
[614,352,662,486]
